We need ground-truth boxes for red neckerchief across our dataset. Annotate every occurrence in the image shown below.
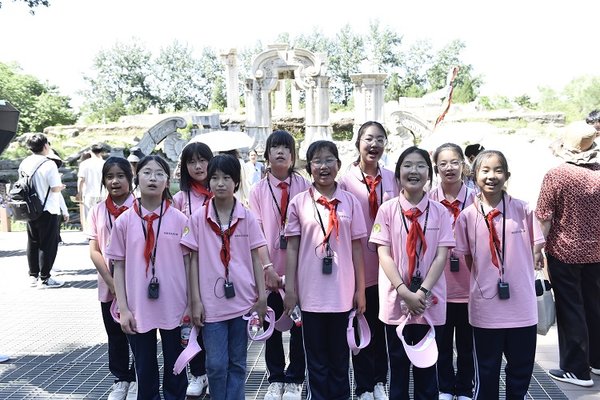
[205,201,239,271]
[364,175,382,219]
[278,181,289,222]
[105,196,129,219]
[486,208,502,269]
[441,199,461,223]
[134,200,170,275]
[190,181,213,206]
[403,208,427,283]
[316,195,340,245]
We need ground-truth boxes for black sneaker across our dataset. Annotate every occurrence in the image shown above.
[548,369,594,387]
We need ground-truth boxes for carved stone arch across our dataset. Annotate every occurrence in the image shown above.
[245,44,331,158]
[135,116,188,162]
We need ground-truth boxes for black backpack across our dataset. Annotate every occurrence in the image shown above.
[8,159,51,221]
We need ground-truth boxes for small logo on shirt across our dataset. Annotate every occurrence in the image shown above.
[182,226,190,236]
[372,223,381,234]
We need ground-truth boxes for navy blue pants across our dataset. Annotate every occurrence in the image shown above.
[100,302,135,383]
[188,330,207,377]
[264,291,305,384]
[472,325,536,400]
[437,302,473,397]
[302,311,350,400]
[128,327,188,400]
[386,323,442,400]
[547,254,600,377]
[352,285,388,395]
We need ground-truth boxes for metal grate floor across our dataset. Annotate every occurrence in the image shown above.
[0,335,568,399]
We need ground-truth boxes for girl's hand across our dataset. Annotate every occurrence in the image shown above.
[265,268,282,291]
[404,291,426,316]
[534,251,544,271]
[283,291,298,316]
[354,290,366,315]
[191,302,205,327]
[252,297,268,324]
[119,309,138,335]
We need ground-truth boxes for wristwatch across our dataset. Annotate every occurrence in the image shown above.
[418,286,431,296]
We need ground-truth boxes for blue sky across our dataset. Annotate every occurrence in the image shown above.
[1,0,598,107]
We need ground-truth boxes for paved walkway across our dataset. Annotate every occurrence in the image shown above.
[0,231,599,399]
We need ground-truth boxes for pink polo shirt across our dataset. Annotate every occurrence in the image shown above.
[369,193,455,326]
[173,190,210,217]
[429,184,475,303]
[339,164,399,287]
[285,186,368,313]
[248,173,311,276]
[181,200,267,323]
[105,201,189,333]
[454,195,545,329]
[86,194,136,302]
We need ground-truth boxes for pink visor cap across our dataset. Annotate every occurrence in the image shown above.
[173,325,202,375]
[395,314,438,368]
[243,307,276,341]
[347,309,371,355]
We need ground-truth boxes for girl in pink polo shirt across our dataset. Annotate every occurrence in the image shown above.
[429,143,476,400]
[339,121,399,400]
[248,130,310,400]
[172,142,213,397]
[87,157,137,400]
[283,140,367,400]
[181,154,268,400]
[369,146,455,400]
[454,150,545,400]
[106,155,190,400]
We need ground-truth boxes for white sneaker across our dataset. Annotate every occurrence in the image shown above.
[39,277,64,289]
[439,393,454,400]
[29,276,38,287]
[282,382,302,400]
[548,369,594,387]
[373,382,388,400]
[186,374,209,396]
[107,381,129,400]
[264,382,284,400]
[592,367,600,376]
[125,382,137,400]
[357,392,375,400]
[457,396,472,400]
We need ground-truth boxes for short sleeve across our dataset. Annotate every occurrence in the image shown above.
[248,184,263,224]
[105,217,126,261]
[437,207,456,247]
[180,212,200,252]
[284,196,302,237]
[246,210,267,249]
[369,203,392,246]
[535,169,557,221]
[349,194,368,240]
[453,212,471,256]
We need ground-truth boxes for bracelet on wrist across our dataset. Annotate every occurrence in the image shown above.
[418,286,431,296]
[262,263,274,271]
[395,282,405,292]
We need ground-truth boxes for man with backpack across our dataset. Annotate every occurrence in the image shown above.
[19,133,64,288]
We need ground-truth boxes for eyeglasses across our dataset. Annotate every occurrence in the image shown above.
[139,169,168,180]
[436,160,462,170]
[310,158,338,167]
[361,137,388,146]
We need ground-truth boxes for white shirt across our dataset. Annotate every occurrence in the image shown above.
[19,154,63,215]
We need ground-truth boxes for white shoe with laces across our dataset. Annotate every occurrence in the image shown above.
[263,382,284,400]
[38,277,64,289]
[282,382,302,400]
[186,374,209,396]
[29,276,38,287]
[373,382,388,400]
[125,381,137,400]
[107,381,129,400]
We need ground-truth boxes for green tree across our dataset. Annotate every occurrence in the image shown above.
[81,40,155,122]
[0,61,76,133]
[152,41,217,112]
[328,24,365,105]
[0,0,49,12]
[427,39,481,103]
[365,19,402,73]
[392,39,433,99]
[209,75,227,111]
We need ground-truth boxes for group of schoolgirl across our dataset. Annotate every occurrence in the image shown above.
[86,121,544,400]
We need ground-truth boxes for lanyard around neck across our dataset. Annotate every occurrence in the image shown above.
[359,167,383,207]
[401,201,430,275]
[311,191,337,255]
[266,173,291,227]
[212,198,236,277]
[137,199,164,278]
[481,194,506,279]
